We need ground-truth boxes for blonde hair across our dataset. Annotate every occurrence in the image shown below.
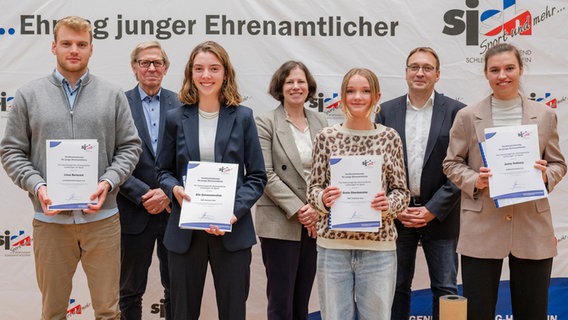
[179,41,242,107]
[54,16,92,43]
[340,68,381,120]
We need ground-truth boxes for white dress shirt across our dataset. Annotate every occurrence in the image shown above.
[405,93,434,197]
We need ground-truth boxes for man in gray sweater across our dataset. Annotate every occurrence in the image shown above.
[0,16,141,319]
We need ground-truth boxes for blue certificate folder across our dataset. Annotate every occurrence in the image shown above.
[46,139,99,210]
[479,132,546,208]
[328,156,382,232]
[178,162,238,232]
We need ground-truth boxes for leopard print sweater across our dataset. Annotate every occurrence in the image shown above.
[307,123,409,251]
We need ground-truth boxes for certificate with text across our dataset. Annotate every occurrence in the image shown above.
[483,124,547,204]
[46,139,98,210]
[179,161,238,232]
[329,155,382,232]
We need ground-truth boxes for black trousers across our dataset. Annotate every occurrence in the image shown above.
[120,213,170,320]
[260,226,317,320]
[461,254,552,320]
[168,231,252,320]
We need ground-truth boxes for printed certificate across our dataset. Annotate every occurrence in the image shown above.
[483,124,547,206]
[46,139,98,210]
[329,155,382,232]
[179,161,238,232]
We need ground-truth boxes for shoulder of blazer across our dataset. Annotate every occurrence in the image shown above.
[434,91,466,111]
[160,88,180,103]
[305,108,328,127]
[224,105,254,123]
[125,86,140,102]
[255,107,278,124]
[381,95,407,110]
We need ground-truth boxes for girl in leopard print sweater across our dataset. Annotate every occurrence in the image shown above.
[307,68,409,320]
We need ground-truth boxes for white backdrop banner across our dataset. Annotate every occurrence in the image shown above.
[1,1,567,319]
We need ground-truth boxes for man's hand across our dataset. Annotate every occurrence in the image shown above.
[37,185,61,216]
[142,188,171,214]
[397,206,435,228]
[84,180,111,213]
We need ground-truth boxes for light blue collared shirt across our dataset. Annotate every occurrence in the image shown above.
[54,69,88,110]
[138,85,162,154]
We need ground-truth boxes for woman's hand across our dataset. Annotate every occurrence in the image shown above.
[475,167,492,190]
[534,159,548,183]
[371,191,389,211]
[322,186,341,208]
[205,215,238,236]
[297,204,319,239]
[173,185,191,206]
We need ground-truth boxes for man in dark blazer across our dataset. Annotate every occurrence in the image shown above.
[117,41,182,320]
[375,47,465,320]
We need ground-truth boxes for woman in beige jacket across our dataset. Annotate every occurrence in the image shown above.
[255,61,327,320]
[443,43,566,320]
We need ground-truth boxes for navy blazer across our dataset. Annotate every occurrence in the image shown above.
[156,104,267,253]
[375,91,464,239]
[117,86,182,234]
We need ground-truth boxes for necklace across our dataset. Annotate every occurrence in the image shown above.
[198,109,219,119]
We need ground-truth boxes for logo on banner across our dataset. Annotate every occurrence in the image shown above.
[1,229,32,257]
[442,0,564,53]
[307,92,345,123]
[150,299,167,318]
[67,299,91,317]
[308,92,341,114]
[67,299,83,316]
[528,92,566,109]
[1,91,14,116]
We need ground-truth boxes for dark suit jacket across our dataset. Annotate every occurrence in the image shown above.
[156,104,267,253]
[117,86,182,234]
[376,91,464,239]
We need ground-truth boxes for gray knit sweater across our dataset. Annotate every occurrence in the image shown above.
[0,71,142,216]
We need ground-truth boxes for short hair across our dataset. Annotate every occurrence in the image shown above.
[406,47,440,70]
[130,40,170,69]
[268,60,317,103]
[484,43,523,71]
[340,68,381,120]
[54,16,92,43]
[179,41,242,107]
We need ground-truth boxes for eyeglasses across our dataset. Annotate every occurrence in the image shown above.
[137,59,165,69]
[406,64,436,73]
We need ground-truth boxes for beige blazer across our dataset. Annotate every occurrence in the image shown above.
[254,105,328,241]
[443,94,566,259]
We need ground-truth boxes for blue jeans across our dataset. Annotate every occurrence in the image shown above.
[391,226,458,320]
[317,246,396,320]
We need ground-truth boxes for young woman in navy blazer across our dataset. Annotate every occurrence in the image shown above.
[156,41,267,320]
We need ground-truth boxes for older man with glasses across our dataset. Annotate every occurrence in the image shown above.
[117,40,182,320]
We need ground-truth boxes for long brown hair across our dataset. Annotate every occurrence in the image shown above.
[179,41,242,107]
